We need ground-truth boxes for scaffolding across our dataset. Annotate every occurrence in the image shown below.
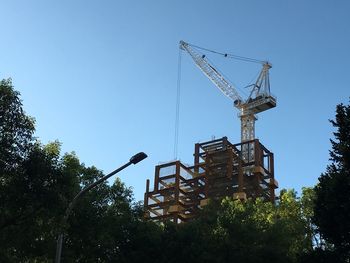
[144,137,278,223]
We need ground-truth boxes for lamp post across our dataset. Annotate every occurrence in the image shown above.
[55,152,147,263]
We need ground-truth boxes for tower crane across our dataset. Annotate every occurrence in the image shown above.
[179,41,276,145]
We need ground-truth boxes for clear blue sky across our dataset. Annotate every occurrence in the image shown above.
[1,0,349,201]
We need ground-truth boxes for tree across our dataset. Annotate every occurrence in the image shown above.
[0,79,143,262]
[0,78,35,168]
[313,100,350,261]
[0,140,79,262]
[210,191,314,263]
[0,79,39,261]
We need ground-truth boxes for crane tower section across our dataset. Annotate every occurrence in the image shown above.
[179,41,276,142]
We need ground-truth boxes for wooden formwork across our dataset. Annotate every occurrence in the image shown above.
[144,137,278,223]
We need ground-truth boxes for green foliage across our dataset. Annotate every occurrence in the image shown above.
[0,78,35,167]
[136,191,315,263]
[208,190,314,263]
[313,100,350,261]
[0,79,141,262]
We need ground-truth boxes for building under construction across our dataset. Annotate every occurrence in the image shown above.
[144,137,278,224]
[144,41,278,223]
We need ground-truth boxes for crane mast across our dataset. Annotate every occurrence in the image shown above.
[179,41,276,144]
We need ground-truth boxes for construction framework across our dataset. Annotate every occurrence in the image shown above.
[144,137,278,224]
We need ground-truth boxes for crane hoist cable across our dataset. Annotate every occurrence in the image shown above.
[173,48,182,160]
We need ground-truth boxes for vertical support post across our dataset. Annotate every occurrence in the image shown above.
[227,149,233,178]
[175,161,180,224]
[254,139,261,167]
[254,140,262,196]
[238,157,244,193]
[144,179,150,218]
[204,156,210,199]
[194,143,200,172]
[270,153,275,202]
[154,166,160,191]
[223,136,228,150]
[270,153,274,176]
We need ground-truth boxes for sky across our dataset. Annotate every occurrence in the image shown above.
[1,0,349,201]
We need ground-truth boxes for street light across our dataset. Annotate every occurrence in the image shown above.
[55,152,147,263]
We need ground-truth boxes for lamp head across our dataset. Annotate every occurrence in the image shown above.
[130,152,148,164]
